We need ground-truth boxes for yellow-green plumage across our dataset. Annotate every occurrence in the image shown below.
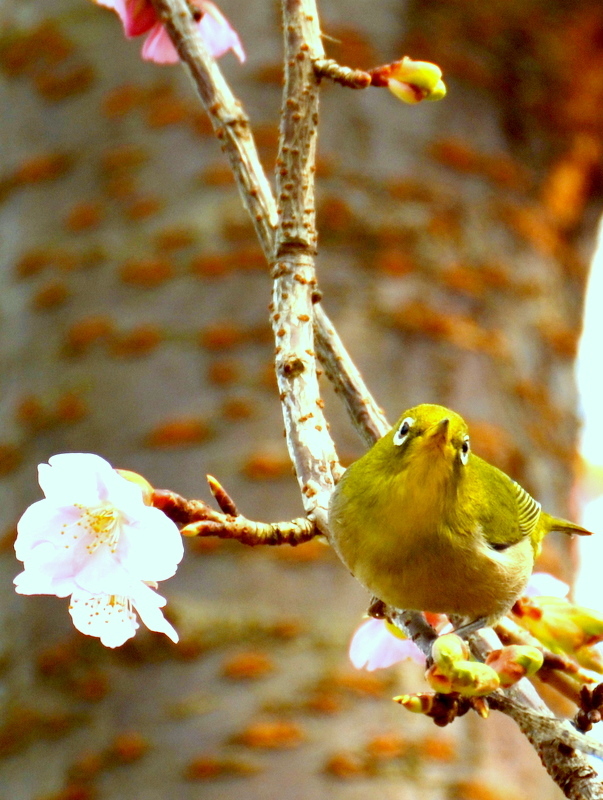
[328,404,592,629]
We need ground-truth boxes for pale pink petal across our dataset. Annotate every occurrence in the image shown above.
[69,584,178,647]
[15,541,79,597]
[73,545,135,595]
[38,454,116,507]
[349,618,425,671]
[141,2,245,65]
[115,505,184,581]
[141,22,180,64]
[69,588,139,647]
[15,500,80,561]
[14,542,67,595]
[525,572,569,598]
[93,0,157,37]
[196,1,245,62]
[130,582,179,642]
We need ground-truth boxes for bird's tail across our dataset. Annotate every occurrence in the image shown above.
[549,516,594,537]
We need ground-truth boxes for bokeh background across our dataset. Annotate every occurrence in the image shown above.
[2,1,603,798]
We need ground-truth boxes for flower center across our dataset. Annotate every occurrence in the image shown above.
[66,503,121,553]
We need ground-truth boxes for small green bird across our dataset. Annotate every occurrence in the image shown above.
[328,404,593,635]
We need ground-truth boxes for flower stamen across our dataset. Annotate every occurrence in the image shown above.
[75,504,121,553]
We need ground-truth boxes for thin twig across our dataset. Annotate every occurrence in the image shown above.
[149,0,277,255]
[313,57,371,88]
[313,304,389,445]
[181,515,317,545]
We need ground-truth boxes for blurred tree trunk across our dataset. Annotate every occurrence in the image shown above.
[1,1,602,798]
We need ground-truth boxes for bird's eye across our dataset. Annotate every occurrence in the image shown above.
[460,436,470,465]
[393,417,415,446]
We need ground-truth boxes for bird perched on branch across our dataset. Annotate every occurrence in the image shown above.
[328,403,593,636]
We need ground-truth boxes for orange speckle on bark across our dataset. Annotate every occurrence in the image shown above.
[108,325,164,358]
[15,395,48,431]
[0,443,24,476]
[145,418,210,448]
[374,248,415,276]
[418,734,456,761]
[72,670,110,702]
[323,751,369,779]
[242,452,291,481]
[64,201,103,232]
[31,280,70,311]
[33,63,95,102]
[123,195,163,221]
[198,322,247,351]
[67,751,106,784]
[54,391,89,424]
[329,670,391,699]
[304,690,345,715]
[101,84,144,118]
[119,257,174,288]
[99,144,149,174]
[207,359,240,386]
[365,732,408,760]
[221,650,275,680]
[189,110,214,137]
[228,245,266,272]
[13,152,73,184]
[146,98,191,128]
[221,397,255,421]
[107,731,150,764]
[197,163,236,187]
[15,249,54,279]
[184,755,260,780]
[63,316,114,356]
[0,524,18,554]
[154,226,196,252]
[190,253,232,279]
[233,719,305,749]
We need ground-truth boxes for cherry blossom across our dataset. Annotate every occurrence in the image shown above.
[93,0,245,64]
[14,453,183,646]
[349,617,426,671]
[69,582,178,648]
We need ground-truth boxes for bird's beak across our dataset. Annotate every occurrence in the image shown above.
[425,418,450,450]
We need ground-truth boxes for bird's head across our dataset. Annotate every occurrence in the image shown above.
[387,404,471,481]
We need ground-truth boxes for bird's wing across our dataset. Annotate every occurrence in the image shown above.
[512,480,542,538]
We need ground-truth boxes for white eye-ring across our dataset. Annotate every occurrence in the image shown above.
[393,417,415,446]
[460,435,470,465]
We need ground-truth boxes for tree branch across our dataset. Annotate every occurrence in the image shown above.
[143,2,603,795]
